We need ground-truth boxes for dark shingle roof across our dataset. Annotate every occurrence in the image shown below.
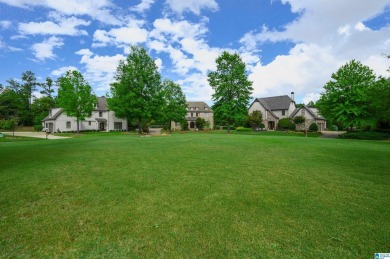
[187,101,212,112]
[42,108,63,121]
[257,95,293,110]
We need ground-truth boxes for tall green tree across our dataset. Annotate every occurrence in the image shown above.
[208,51,253,133]
[40,77,55,99]
[0,87,23,120]
[57,70,97,133]
[369,76,390,129]
[5,71,38,125]
[161,79,187,132]
[109,46,163,133]
[31,96,56,126]
[317,60,376,130]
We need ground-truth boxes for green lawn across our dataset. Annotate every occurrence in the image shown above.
[0,133,389,257]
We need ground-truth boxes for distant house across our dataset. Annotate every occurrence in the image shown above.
[171,101,214,130]
[42,96,127,133]
[248,92,326,131]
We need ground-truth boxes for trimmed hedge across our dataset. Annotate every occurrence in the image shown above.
[339,131,389,140]
[235,127,252,132]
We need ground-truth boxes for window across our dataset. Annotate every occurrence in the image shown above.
[191,112,194,117]
[205,107,208,111]
[282,110,285,116]
[195,107,199,110]
[114,122,122,130]
[190,107,193,110]
[196,112,199,117]
[66,121,71,129]
[99,111,103,117]
[88,121,91,126]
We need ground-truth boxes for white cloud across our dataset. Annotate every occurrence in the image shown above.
[302,93,321,105]
[92,20,148,49]
[19,15,90,36]
[0,20,12,29]
[0,0,121,25]
[165,0,218,15]
[75,48,125,94]
[130,0,155,13]
[31,36,64,61]
[238,0,390,102]
[51,66,78,76]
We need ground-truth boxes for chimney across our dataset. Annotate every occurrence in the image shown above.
[291,92,295,101]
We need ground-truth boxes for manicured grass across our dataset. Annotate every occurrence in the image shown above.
[0,133,389,257]
[0,135,44,143]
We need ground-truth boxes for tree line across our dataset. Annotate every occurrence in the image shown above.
[2,46,387,134]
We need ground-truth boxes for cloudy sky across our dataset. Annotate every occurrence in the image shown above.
[0,0,389,104]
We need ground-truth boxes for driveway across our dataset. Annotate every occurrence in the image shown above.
[321,131,346,138]
[1,131,70,140]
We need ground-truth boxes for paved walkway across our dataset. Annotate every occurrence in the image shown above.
[1,131,70,140]
[321,131,346,138]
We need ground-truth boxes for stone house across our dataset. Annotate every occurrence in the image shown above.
[248,92,326,131]
[42,96,127,133]
[171,101,214,130]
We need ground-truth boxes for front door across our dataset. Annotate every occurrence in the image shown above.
[190,121,195,129]
[268,121,275,130]
[48,123,54,133]
[99,122,106,131]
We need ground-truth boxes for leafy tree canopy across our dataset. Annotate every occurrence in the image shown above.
[160,79,187,131]
[208,51,253,133]
[317,60,376,129]
[109,46,163,133]
[57,70,97,133]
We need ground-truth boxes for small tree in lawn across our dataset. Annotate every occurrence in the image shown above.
[57,70,97,133]
[195,117,206,130]
[248,110,263,129]
[208,51,253,133]
[161,79,187,132]
[109,46,163,133]
[293,116,306,131]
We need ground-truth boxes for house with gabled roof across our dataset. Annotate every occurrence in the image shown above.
[248,92,326,131]
[42,96,127,133]
[171,101,214,130]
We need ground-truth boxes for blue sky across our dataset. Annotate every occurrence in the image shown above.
[0,0,389,104]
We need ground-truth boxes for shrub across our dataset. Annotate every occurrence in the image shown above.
[278,118,295,131]
[339,131,389,140]
[235,127,252,132]
[309,123,318,132]
[34,125,43,131]
[195,117,206,130]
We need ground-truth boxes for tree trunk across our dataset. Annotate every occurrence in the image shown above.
[138,117,142,134]
[169,120,172,132]
[227,123,231,133]
[77,119,80,133]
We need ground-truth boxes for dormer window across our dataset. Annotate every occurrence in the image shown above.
[195,107,199,110]
[99,111,103,117]
[205,107,208,111]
